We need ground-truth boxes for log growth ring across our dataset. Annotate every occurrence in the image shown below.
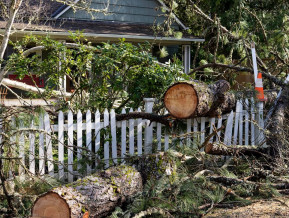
[31,192,70,218]
[164,83,198,119]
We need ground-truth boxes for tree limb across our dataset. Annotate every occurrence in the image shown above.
[189,1,273,76]
[189,62,287,87]
[1,78,72,98]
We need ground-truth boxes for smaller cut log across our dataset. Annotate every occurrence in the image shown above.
[204,143,268,158]
[31,165,143,218]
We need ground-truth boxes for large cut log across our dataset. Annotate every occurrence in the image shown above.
[163,80,233,118]
[31,166,143,218]
[164,80,277,119]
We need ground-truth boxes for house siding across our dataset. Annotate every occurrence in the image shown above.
[59,0,178,28]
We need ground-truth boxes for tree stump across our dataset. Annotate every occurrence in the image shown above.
[31,165,143,218]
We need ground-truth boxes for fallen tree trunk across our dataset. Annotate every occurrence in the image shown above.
[31,165,142,218]
[204,142,268,158]
[164,80,277,119]
[164,80,232,118]
[267,87,289,158]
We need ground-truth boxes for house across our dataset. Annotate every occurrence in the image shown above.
[0,0,204,106]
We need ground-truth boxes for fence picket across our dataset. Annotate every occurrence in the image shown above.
[68,111,74,182]
[104,109,109,168]
[144,99,154,154]
[186,119,192,146]
[251,97,255,145]
[156,123,161,151]
[129,108,135,155]
[239,100,244,145]
[29,120,35,175]
[216,116,222,142]
[179,129,184,146]
[164,131,169,151]
[164,110,169,151]
[244,98,249,145]
[137,108,143,155]
[257,102,265,146]
[18,121,25,175]
[77,110,82,174]
[121,108,126,159]
[39,114,45,176]
[10,118,16,178]
[209,117,216,143]
[58,111,64,180]
[233,100,241,145]
[200,117,206,144]
[224,111,234,145]
[44,113,54,176]
[95,110,100,167]
[110,109,117,164]
[86,110,92,173]
[193,118,198,145]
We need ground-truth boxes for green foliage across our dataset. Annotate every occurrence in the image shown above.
[121,150,238,217]
[163,0,289,85]
[14,175,59,195]
[7,35,184,112]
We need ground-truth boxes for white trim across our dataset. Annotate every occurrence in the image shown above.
[182,45,191,74]
[4,30,204,43]
[54,0,80,19]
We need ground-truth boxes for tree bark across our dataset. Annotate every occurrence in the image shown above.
[267,87,289,158]
[31,165,143,218]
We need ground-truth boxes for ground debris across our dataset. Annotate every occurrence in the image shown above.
[205,198,289,218]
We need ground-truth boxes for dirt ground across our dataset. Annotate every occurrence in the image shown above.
[206,197,289,218]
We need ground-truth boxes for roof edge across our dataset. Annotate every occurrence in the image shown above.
[3,29,204,44]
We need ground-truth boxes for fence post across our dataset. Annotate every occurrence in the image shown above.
[144,98,155,154]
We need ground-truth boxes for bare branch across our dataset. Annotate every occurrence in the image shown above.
[0,0,23,72]
[1,78,72,98]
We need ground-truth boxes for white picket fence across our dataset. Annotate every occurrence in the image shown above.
[2,98,265,182]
